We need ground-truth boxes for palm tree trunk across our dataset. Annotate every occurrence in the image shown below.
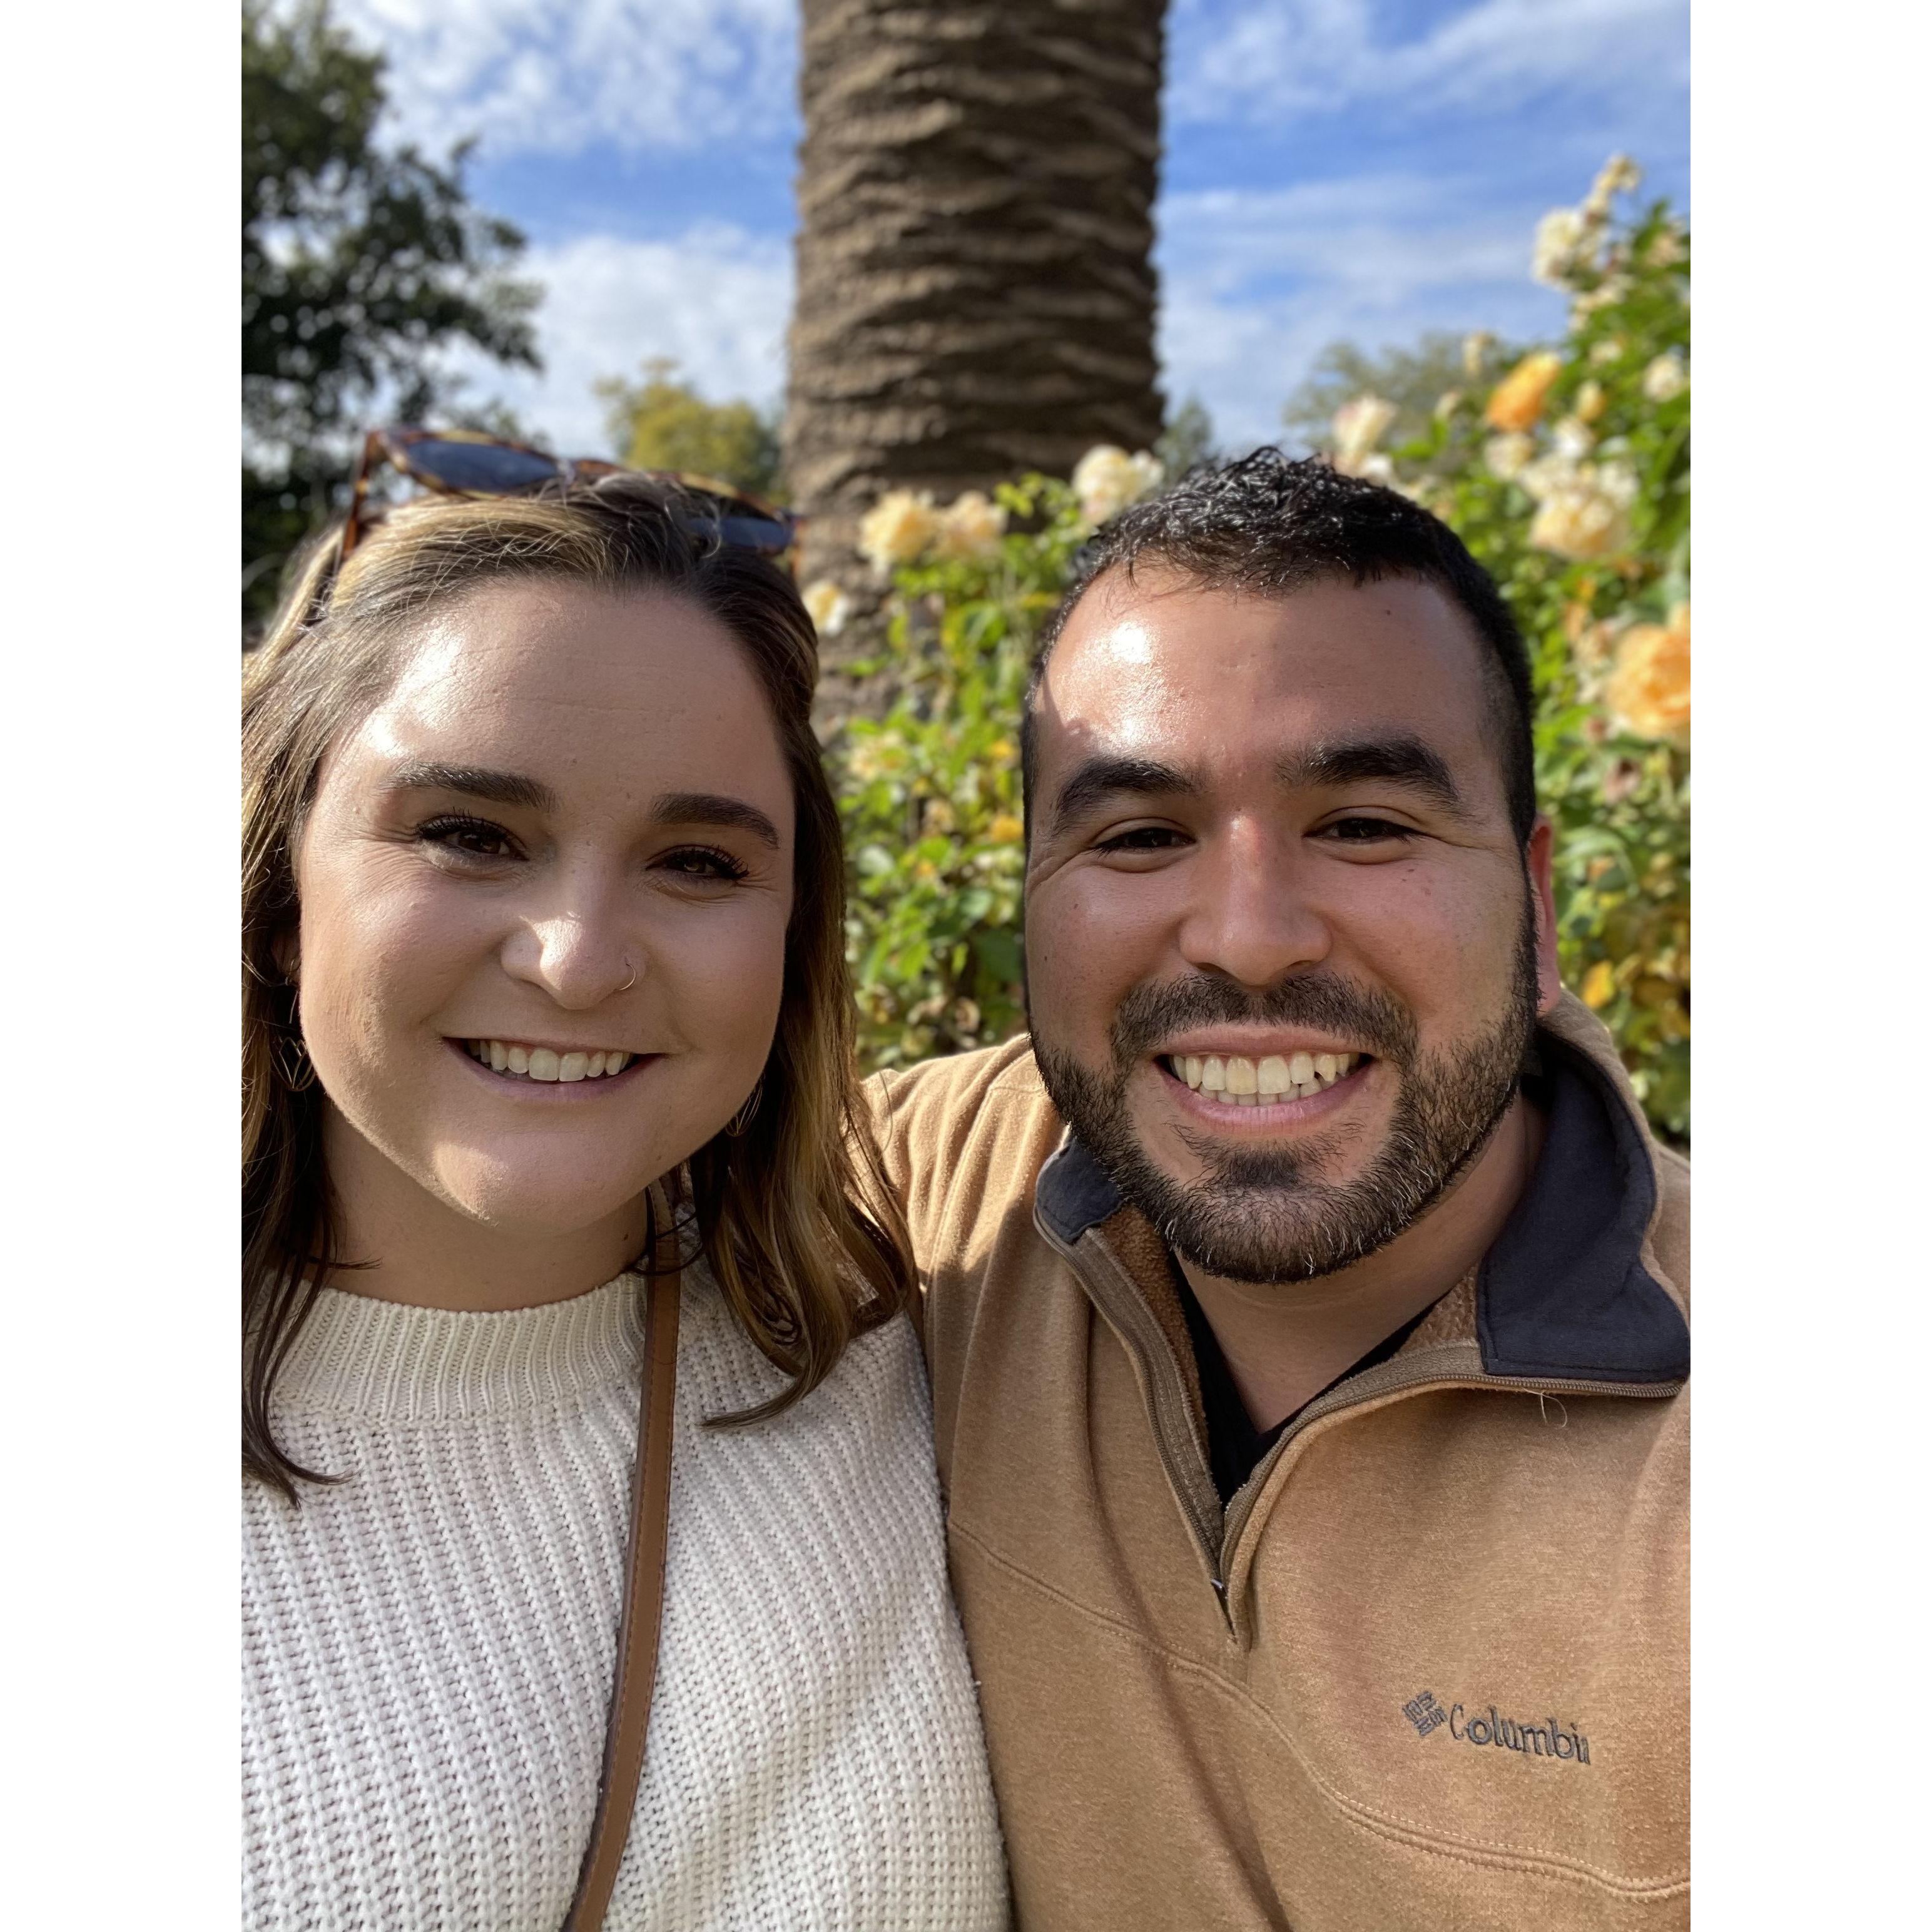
[785,0,1166,706]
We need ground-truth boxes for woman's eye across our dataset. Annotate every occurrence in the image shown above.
[418,815,519,860]
[1096,825,1186,854]
[1319,816,1416,844]
[659,845,750,884]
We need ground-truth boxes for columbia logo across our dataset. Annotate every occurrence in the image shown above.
[1403,1692,1447,1737]
[1405,1692,1591,1764]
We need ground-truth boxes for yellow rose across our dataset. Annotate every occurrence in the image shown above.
[1575,380,1607,423]
[1532,208,1592,289]
[987,813,1024,845]
[1483,351,1565,432]
[858,489,940,574]
[1331,394,1399,475]
[800,577,852,638]
[1584,153,1642,218]
[933,490,1008,563]
[1072,445,1164,525]
[1483,431,1534,482]
[1604,603,1690,742]
[1580,959,1618,1009]
[1528,460,1637,562]
[1642,353,1687,402]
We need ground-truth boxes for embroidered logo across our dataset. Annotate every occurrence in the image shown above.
[1405,1692,1592,1764]
[1403,1691,1447,1737]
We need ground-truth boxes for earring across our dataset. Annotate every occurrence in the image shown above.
[724,1082,763,1138]
[274,1029,318,1092]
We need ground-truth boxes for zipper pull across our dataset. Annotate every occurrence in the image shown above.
[1210,1573,1234,1634]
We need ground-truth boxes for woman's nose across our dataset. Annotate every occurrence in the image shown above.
[501,890,639,1010]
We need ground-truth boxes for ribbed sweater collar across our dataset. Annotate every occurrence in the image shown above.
[273,1272,645,1423]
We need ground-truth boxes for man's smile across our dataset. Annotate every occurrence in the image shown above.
[1152,1049,1376,1126]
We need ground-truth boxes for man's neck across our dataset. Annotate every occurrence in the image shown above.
[1177,1094,1545,1431]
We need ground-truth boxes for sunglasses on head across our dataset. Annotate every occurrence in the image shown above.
[340,425,798,566]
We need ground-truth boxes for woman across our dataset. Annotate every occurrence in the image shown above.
[242,475,1009,1929]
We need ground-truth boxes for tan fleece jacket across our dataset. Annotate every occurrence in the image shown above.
[871,993,1688,1931]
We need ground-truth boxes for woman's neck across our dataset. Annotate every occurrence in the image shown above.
[320,1106,653,1313]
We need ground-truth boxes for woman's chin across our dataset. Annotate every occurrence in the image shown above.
[427,1156,663,1243]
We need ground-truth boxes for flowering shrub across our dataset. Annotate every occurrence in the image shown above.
[825,158,1689,1140]
[825,472,1126,1065]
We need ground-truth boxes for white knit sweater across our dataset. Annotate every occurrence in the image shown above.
[242,1263,1009,1930]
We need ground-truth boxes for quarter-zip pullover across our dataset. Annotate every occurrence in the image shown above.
[870,993,1689,1931]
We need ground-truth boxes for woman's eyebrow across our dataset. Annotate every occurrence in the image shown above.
[387,760,557,811]
[651,791,782,848]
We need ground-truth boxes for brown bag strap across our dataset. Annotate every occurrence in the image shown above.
[562,1253,682,1931]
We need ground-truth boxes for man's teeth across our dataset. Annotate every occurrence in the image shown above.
[465,1040,633,1082]
[1165,1050,1361,1106]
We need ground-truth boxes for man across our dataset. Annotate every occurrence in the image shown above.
[870,451,1689,1931]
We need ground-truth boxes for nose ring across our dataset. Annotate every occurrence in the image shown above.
[618,958,638,994]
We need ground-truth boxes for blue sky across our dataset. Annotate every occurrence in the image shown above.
[335,0,1688,457]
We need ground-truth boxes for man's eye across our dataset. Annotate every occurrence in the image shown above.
[1095,825,1186,854]
[419,815,519,860]
[1319,816,1416,843]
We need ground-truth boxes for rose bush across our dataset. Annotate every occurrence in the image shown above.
[825,155,1689,1140]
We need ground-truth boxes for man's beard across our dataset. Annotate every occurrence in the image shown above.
[1032,905,1542,1284]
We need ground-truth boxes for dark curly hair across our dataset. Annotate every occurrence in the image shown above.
[1024,448,1537,843]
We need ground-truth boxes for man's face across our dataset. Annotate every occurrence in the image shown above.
[1024,566,1562,1283]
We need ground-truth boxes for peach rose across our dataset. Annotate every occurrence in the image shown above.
[1605,604,1690,742]
[1483,351,1565,432]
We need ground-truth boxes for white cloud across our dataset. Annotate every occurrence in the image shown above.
[333,0,796,157]
[437,223,792,452]
[1169,0,1688,125]
[1156,173,1567,448]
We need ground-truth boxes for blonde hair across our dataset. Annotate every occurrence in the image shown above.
[243,477,912,1500]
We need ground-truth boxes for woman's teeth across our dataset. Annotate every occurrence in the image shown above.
[1164,1050,1361,1106]
[465,1040,633,1082]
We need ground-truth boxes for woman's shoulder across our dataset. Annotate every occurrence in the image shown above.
[676,1258,929,1442]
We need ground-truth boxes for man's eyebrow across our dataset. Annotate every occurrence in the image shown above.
[387,761,557,812]
[1049,755,1203,837]
[651,791,782,848]
[1276,736,1470,816]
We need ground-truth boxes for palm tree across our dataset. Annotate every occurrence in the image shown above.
[785,0,1166,689]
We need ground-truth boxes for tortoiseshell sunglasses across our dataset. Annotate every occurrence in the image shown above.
[340,425,798,567]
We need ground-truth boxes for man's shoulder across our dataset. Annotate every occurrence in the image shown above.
[870,1034,1054,1139]
[864,1035,1064,1243]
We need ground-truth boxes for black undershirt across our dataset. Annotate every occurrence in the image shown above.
[1173,1262,1433,1507]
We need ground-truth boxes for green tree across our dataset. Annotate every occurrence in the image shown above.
[242,0,541,624]
[1280,331,1513,459]
[1155,395,1218,479]
[595,359,784,501]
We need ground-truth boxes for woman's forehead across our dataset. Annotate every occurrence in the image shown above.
[330,582,793,819]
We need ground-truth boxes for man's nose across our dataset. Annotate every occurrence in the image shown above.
[1176,822,1331,989]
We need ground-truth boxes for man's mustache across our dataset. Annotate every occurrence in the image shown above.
[1107,972,1419,1076]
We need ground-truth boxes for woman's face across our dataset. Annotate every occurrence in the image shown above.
[292,578,795,1241]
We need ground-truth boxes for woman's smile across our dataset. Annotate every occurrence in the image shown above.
[447,1035,657,1087]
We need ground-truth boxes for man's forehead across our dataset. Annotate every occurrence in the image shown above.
[1042,567,1490,735]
